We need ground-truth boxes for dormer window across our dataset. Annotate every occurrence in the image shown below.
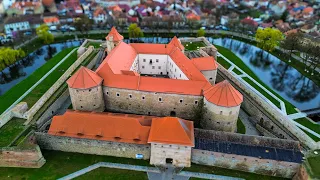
[149,60,152,64]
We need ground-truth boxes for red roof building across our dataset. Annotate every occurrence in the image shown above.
[67,66,103,89]
[106,27,124,42]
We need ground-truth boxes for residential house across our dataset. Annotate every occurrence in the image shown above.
[4,14,42,35]
[94,7,108,24]
[6,1,44,16]
[43,16,60,26]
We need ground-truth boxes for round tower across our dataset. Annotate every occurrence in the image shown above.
[67,66,105,112]
[105,27,124,53]
[202,80,243,132]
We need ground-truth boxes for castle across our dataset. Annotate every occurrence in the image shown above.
[44,28,303,175]
[66,27,243,132]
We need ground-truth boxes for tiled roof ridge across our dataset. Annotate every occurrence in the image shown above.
[70,67,84,88]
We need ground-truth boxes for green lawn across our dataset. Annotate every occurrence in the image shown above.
[243,77,281,109]
[237,118,246,134]
[0,150,286,179]
[300,129,320,142]
[295,118,320,135]
[182,41,206,51]
[20,49,77,107]
[0,118,26,147]
[233,68,242,75]
[217,56,231,69]
[0,47,77,114]
[306,150,320,178]
[215,45,298,115]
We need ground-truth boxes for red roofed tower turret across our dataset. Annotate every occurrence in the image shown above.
[105,27,124,53]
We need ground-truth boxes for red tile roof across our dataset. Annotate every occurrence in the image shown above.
[191,57,218,71]
[67,66,103,89]
[106,27,124,42]
[168,36,185,51]
[148,117,194,146]
[48,110,151,144]
[203,80,243,107]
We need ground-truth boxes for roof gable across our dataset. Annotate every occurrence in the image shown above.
[67,66,103,89]
[106,27,124,41]
[148,117,194,146]
[203,80,243,107]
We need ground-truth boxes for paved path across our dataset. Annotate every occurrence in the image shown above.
[0,47,78,117]
[239,109,260,136]
[217,52,320,139]
[58,162,244,180]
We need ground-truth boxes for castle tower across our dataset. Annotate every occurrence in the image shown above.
[202,80,243,132]
[168,36,185,53]
[148,117,194,168]
[106,27,124,53]
[67,66,105,112]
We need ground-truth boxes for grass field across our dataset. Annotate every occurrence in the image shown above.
[217,57,232,69]
[0,118,26,147]
[0,150,286,180]
[237,118,246,134]
[307,151,320,178]
[0,47,77,114]
[215,45,298,115]
[20,49,78,107]
[183,41,206,51]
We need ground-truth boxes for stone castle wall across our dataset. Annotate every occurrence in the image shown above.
[24,46,94,121]
[70,85,105,112]
[0,146,45,168]
[191,149,300,178]
[150,143,192,167]
[216,64,319,149]
[35,132,151,160]
[103,87,202,120]
[202,99,240,132]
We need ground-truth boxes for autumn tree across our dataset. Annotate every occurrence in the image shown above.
[128,23,144,38]
[36,24,54,45]
[280,32,303,62]
[255,27,284,52]
[197,28,205,37]
[73,15,94,34]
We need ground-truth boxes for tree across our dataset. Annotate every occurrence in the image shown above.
[255,27,284,52]
[128,23,144,38]
[0,47,25,72]
[73,15,93,34]
[197,28,205,37]
[36,24,54,45]
[280,32,302,62]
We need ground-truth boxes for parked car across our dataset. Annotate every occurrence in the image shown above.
[24,31,32,36]
[50,26,57,31]
[69,26,76,31]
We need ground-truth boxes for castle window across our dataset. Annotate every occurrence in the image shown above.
[80,106,83,108]
[227,122,230,125]
[159,97,162,102]
[93,104,96,107]
[156,59,159,62]
[209,77,213,80]
[220,111,223,115]
[149,59,152,64]
[180,74,181,78]
[143,59,146,62]
[142,96,145,100]
[129,94,132,98]
[179,99,183,103]
[158,66,161,69]
[116,93,120,97]
[217,122,220,124]
[152,66,155,69]
[106,91,109,95]
[89,89,91,92]
[142,66,145,69]
[175,68,177,72]
[195,100,198,105]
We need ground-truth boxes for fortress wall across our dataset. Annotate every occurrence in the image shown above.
[24,46,94,121]
[103,87,202,120]
[0,146,45,168]
[216,64,318,149]
[35,132,151,160]
[191,149,300,178]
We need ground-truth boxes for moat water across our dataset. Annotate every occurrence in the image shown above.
[1,37,318,112]
[0,40,82,95]
[211,38,320,111]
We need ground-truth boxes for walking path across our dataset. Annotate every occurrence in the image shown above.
[57,162,244,180]
[217,53,320,139]
[0,47,78,117]
[239,109,260,136]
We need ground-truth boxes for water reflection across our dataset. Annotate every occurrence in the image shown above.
[212,38,320,111]
[0,40,81,95]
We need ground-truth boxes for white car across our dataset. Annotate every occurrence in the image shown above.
[50,26,57,31]
[69,27,76,31]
